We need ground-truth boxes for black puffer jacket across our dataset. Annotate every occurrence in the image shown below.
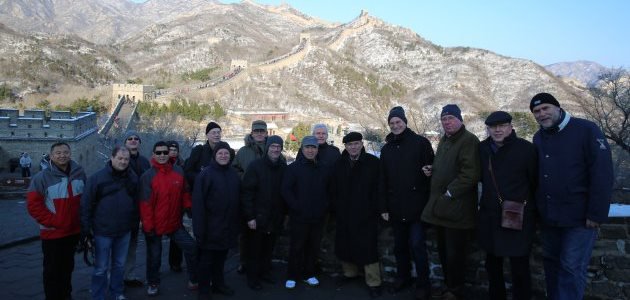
[192,160,241,250]
[281,157,332,223]
[241,155,287,233]
[379,128,434,222]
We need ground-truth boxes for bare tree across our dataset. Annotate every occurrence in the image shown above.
[582,69,630,154]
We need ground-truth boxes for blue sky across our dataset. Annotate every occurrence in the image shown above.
[132,0,629,68]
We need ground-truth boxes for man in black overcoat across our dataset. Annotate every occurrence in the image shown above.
[331,132,382,298]
[478,111,538,300]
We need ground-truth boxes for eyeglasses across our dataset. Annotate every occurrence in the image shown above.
[169,148,178,152]
[154,151,169,155]
[127,137,139,141]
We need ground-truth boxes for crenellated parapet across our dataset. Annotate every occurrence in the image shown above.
[111,84,156,105]
[0,108,97,141]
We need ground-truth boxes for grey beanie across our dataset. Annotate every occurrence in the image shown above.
[124,130,141,143]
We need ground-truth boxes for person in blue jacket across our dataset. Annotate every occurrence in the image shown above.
[81,146,138,300]
[530,93,613,300]
[281,136,332,290]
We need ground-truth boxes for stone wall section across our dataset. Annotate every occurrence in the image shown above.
[0,109,101,175]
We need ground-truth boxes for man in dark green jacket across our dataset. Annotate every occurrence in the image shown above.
[421,104,480,299]
[233,120,268,178]
[233,119,268,274]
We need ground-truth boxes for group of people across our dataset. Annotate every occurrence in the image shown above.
[25,91,613,300]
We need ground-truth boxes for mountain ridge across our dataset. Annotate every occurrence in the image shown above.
[0,0,589,129]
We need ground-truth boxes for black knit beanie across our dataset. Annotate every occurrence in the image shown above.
[387,106,407,124]
[205,122,221,134]
[440,104,463,122]
[530,93,560,111]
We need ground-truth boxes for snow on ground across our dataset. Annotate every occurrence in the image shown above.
[609,203,630,217]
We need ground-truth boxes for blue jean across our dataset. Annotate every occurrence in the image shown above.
[145,227,198,285]
[542,226,597,300]
[391,220,430,288]
[91,232,131,300]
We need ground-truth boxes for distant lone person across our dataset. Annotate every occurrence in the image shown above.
[20,152,32,177]
[40,153,50,171]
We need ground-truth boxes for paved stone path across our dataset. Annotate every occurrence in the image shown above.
[0,194,423,300]
[0,199,39,248]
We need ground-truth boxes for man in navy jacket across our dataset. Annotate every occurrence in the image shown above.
[530,93,613,300]
[81,146,138,300]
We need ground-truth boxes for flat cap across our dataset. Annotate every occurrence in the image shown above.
[485,111,512,126]
[342,132,363,143]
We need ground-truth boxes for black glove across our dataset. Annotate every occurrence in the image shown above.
[184,208,192,219]
[76,232,95,266]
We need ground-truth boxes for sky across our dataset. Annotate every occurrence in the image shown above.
[132,0,630,68]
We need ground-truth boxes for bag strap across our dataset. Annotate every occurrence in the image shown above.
[487,157,504,204]
[488,156,527,206]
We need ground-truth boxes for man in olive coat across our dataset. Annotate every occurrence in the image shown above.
[332,132,382,298]
[478,111,537,300]
[421,104,480,299]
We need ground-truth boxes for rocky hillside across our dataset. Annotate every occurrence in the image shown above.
[0,23,130,95]
[0,0,588,129]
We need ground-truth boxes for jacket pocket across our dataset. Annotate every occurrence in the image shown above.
[432,194,464,222]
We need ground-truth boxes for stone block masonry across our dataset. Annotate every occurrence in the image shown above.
[272,216,630,299]
[0,108,101,175]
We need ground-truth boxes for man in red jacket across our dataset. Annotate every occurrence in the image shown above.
[27,142,86,300]
[139,141,198,297]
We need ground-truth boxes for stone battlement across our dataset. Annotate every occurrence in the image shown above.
[0,108,97,140]
[111,84,156,104]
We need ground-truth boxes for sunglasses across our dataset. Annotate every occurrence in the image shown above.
[127,137,140,141]
[154,151,169,155]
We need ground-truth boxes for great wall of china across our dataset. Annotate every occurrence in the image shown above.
[102,12,373,137]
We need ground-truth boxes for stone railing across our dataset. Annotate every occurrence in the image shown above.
[272,215,630,299]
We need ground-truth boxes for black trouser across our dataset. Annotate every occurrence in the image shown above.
[287,219,323,280]
[392,220,430,288]
[245,229,276,282]
[42,234,80,300]
[198,249,228,294]
[485,253,531,300]
[435,226,472,296]
[168,240,183,268]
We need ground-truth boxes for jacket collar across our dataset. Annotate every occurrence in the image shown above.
[48,160,83,178]
[442,124,467,141]
[486,130,517,153]
[150,158,173,173]
[385,127,415,143]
